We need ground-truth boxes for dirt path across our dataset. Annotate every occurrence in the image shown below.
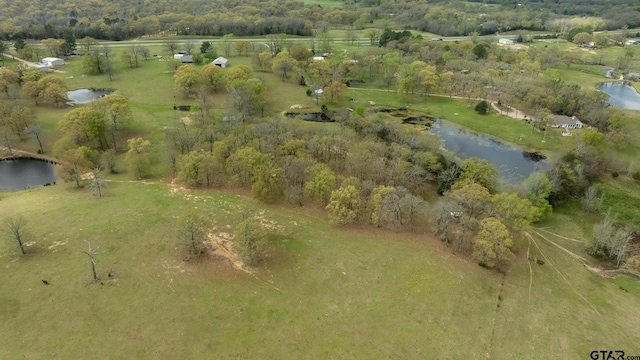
[1,53,66,73]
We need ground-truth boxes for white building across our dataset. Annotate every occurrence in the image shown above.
[498,38,514,45]
[551,115,583,129]
[212,57,228,68]
[41,57,64,66]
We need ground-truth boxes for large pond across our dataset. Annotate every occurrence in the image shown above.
[596,82,640,110]
[428,119,548,183]
[67,88,114,105]
[0,158,57,190]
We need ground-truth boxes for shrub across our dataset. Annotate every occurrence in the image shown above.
[474,100,489,115]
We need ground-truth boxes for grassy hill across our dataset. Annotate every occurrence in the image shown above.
[1,182,639,358]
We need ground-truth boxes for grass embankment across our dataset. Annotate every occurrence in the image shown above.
[1,181,639,358]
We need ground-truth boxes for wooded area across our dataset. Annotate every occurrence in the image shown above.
[1,0,639,40]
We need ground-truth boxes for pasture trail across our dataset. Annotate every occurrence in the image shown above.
[486,272,507,360]
[526,232,601,315]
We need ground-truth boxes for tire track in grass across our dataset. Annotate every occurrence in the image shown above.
[536,228,583,243]
[526,232,601,315]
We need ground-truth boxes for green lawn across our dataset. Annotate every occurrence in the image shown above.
[1,181,639,358]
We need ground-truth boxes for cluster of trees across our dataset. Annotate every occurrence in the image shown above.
[1,0,639,42]
[178,209,270,266]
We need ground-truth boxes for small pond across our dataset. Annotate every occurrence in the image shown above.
[0,158,57,190]
[596,82,640,110]
[428,119,548,183]
[67,88,114,105]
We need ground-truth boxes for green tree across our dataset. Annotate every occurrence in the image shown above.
[472,217,514,269]
[60,107,107,149]
[522,172,553,220]
[251,165,282,203]
[234,218,269,266]
[178,209,208,257]
[474,100,489,115]
[54,148,93,188]
[446,180,492,219]
[82,52,105,75]
[178,151,204,187]
[459,157,499,193]
[370,185,396,226]
[324,81,346,103]
[491,192,539,231]
[0,41,8,66]
[4,102,34,140]
[272,51,297,81]
[174,64,202,98]
[226,147,269,186]
[125,138,151,179]
[120,49,135,68]
[220,33,234,57]
[304,163,336,205]
[201,64,225,92]
[326,184,360,225]
[94,93,133,150]
[573,32,594,46]
[224,65,254,84]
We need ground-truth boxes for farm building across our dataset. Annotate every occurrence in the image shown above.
[498,38,514,45]
[212,57,228,68]
[41,57,64,66]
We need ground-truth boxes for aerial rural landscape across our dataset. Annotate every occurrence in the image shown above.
[1,0,640,357]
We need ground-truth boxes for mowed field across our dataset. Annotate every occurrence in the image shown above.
[1,181,640,358]
[2,40,640,358]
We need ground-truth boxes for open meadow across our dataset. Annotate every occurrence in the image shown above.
[1,180,640,358]
[2,37,640,358]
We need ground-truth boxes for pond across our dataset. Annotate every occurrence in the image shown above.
[596,82,640,110]
[67,88,114,105]
[428,119,548,183]
[0,158,57,190]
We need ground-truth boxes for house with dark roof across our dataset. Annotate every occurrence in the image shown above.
[551,115,583,129]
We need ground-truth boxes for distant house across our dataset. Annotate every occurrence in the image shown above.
[312,56,325,62]
[180,55,193,63]
[173,53,184,60]
[212,57,228,68]
[551,115,583,129]
[41,57,64,66]
[498,38,514,45]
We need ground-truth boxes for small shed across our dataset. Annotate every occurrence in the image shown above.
[173,54,184,60]
[41,57,65,66]
[212,57,228,68]
[180,55,193,63]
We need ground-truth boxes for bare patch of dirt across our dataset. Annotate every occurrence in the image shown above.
[289,104,306,110]
[180,117,192,125]
[207,230,253,274]
[47,241,67,252]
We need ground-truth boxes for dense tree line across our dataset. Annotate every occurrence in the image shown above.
[1,0,638,41]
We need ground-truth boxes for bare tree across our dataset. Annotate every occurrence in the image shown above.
[84,241,102,282]
[25,124,44,153]
[3,215,32,255]
[178,210,207,258]
[88,168,106,197]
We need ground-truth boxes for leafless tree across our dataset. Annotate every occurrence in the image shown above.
[84,241,102,282]
[3,215,32,255]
